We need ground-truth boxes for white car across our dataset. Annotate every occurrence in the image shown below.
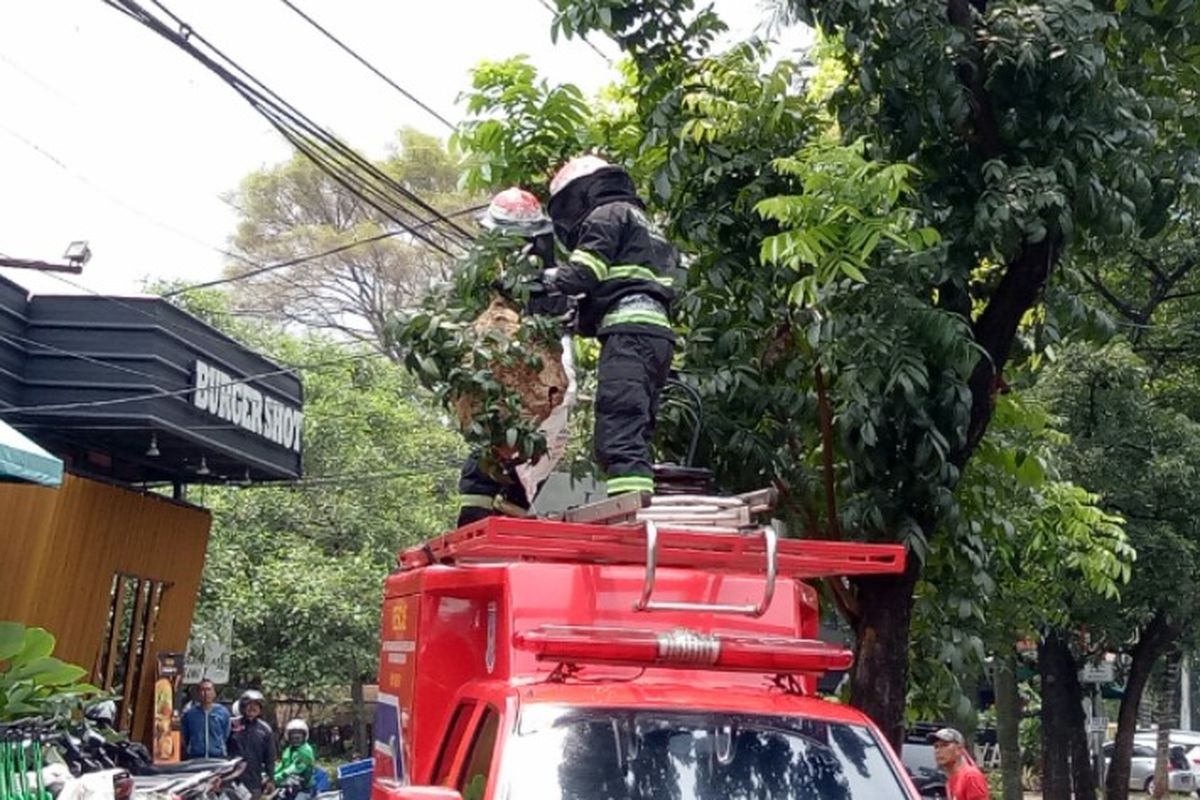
[1106,741,1196,794]
[1134,731,1200,791]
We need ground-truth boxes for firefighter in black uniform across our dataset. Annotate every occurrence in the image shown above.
[456,187,565,526]
[546,155,678,497]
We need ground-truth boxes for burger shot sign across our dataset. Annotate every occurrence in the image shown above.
[192,359,303,453]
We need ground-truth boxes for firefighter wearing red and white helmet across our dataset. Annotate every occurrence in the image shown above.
[545,155,679,498]
[479,187,554,237]
[457,187,567,527]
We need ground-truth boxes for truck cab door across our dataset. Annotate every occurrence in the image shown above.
[451,705,502,800]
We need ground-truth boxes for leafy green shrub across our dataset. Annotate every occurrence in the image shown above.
[0,621,102,720]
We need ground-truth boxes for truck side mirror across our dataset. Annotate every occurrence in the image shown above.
[374,787,464,800]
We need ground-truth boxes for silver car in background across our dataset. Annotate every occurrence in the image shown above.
[1103,741,1196,794]
[1134,731,1200,793]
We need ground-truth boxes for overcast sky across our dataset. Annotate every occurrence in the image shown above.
[0,1,803,297]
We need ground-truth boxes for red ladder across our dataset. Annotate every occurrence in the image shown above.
[401,516,906,618]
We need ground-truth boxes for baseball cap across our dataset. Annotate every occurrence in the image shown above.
[927,727,965,745]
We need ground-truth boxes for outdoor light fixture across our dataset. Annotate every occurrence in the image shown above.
[146,434,160,457]
[196,456,211,476]
[63,241,92,268]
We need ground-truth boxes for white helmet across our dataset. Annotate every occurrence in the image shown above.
[480,187,553,237]
[549,155,613,197]
[285,719,309,739]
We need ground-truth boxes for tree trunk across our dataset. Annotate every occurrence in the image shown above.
[1040,631,1094,800]
[848,557,921,750]
[351,677,368,758]
[1068,704,1097,800]
[1107,613,1179,800]
[1152,647,1182,798]
[994,647,1025,800]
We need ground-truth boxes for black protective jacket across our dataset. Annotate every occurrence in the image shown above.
[547,167,679,339]
[228,716,276,793]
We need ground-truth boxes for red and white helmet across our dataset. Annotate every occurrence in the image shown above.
[480,187,553,237]
[549,155,613,197]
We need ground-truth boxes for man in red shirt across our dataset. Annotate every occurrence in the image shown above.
[929,727,991,800]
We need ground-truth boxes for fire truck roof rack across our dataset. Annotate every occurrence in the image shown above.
[401,515,907,590]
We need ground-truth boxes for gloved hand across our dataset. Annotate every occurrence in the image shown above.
[526,284,569,317]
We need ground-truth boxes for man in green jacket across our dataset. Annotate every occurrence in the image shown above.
[274,719,316,800]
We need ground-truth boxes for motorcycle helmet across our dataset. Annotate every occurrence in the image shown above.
[239,689,265,713]
[285,718,309,744]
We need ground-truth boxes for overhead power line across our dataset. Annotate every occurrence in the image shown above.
[277,0,458,132]
[533,0,613,65]
[0,123,261,271]
[0,350,370,416]
[0,331,167,383]
[99,0,473,257]
[259,463,460,488]
[162,202,487,297]
[25,268,377,375]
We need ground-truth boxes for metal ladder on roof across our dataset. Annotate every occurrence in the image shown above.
[403,503,906,620]
[544,487,784,615]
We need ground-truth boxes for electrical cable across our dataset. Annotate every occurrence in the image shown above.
[0,351,368,416]
[0,123,262,271]
[277,0,457,132]
[29,268,325,370]
[163,202,486,296]
[98,0,457,253]
[254,463,460,487]
[9,266,395,384]
[100,0,474,253]
[533,0,613,65]
[0,331,168,384]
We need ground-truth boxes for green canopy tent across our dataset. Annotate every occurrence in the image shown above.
[0,418,63,487]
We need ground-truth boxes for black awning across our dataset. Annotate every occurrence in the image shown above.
[0,276,303,484]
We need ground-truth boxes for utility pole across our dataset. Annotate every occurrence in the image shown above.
[1183,654,1193,732]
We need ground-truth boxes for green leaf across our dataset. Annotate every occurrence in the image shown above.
[1016,454,1046,488]
[0,622,25,661]
[839,260,867,282]
[11,628,55,666]
[31,659,88,687]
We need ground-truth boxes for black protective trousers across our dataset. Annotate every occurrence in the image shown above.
[594,332,673,495]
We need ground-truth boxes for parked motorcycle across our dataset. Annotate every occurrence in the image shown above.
[0,718,132,800]
[131,758,248,800]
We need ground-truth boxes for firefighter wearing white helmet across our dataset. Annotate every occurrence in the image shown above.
[457,187,570,527]
[545,155,680,497]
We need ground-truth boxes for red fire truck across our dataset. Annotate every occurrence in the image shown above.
[369,510,923,800]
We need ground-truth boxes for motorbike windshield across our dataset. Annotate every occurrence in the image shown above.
[503,705,913,800]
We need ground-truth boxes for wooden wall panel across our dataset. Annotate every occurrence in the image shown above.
[0,473,210,741]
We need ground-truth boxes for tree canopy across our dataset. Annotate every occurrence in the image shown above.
[176,293,463,699]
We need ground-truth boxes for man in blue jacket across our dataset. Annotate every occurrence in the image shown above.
[181,679,231,759]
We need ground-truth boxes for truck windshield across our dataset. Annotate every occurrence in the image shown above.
[503,705,913,800]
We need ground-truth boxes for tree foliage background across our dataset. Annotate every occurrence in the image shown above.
[165,0,1200,793]
[174,292,462,701]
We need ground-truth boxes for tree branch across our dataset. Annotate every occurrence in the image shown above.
[814,363,842,539]
[946,0,1003,159]
[1162,288,1200,303]
[1083,270,1140,322]
[961,237,1059,461]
